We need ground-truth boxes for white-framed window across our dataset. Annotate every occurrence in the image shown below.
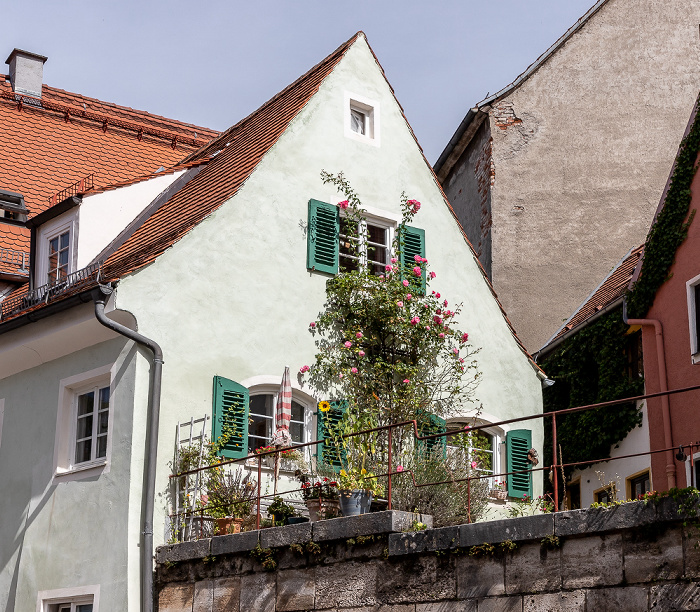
[337,205,399,276]
[344,91,380,147]
[36,212,77,288]
[686,273,700,363]
[37,585,99,612]
[447,417,504,489]
[248,393,308,454]
[53,365,113,481]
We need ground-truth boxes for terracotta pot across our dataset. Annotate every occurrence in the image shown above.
[305,498,340,521]
[489,489,508,501]
[216,517,244,535]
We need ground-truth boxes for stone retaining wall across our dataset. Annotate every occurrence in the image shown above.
[156,499,700,611]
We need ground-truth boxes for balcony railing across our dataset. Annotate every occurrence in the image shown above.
[0,261,102,321]
[0,248,29,276]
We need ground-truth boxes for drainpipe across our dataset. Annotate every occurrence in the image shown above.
[92,284,163,612]
[623,300,676,489]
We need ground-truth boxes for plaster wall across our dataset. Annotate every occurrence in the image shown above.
[447,0,700,351]
[114,36,543,550]
[644,152,700,490]
[0,335,141,611]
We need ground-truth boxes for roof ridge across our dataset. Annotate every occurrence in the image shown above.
[181,32,363,164]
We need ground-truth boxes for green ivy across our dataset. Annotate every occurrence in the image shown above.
[627,100,700,318]
[540,309,644,475]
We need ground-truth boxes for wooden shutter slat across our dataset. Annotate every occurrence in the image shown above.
[316,400,347,472]
[307,199,339,275]
[400,225,426,294]
[506,429,533,499]
[212,376,249,459]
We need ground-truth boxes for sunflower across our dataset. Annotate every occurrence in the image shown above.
[318,401,331,412]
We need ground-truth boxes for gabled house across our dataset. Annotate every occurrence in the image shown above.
[624,92,700,493]
[0,48,218,299]
[434,0,700,351]
[0,34,544,611]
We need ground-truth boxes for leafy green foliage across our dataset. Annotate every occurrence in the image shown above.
[627,100,700,318]
[540,309,643,475]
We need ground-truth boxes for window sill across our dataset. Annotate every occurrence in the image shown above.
[53,460,107,483]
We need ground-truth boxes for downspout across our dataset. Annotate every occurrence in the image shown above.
[623,299,676,489]
[92,284,163,612]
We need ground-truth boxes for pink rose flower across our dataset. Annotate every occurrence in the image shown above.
[344,341,352,348]
[436,309,442,315]
[443,300,448,307]
[414,254,422,263]
[402,280,409,287]
[433,316,442,325]
[439,333,445,338]
[406,293,412,300]
[407,199,421,213]
[396,465,404,472]
[391,257,398,263]
[410,317,420,325]
[436,292,441,298]
[351,367,358,374]
[299,365,310,373]
[397,301,404,308]
[413,267,422,276]
[403,379,410,383]
[356,332,363,338]
[461,333,469,343]
[309,322,316,328]
[459,358,464,363]
[429,271,436,279]
[385,265,393,273]
[471,461,478,469]
[338,200,349,209]
[453,348,459,355]
[358,350,365,357]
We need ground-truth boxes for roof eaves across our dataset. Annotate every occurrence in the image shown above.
[434,0,611,177]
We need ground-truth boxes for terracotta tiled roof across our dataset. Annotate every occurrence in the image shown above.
[0,72,219,263]
[539,244,644,352]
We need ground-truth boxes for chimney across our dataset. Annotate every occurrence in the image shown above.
[5,49,47,98]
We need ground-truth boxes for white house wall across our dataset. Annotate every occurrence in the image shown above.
[114,36,544,547]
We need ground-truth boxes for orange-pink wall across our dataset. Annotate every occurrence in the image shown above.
[643,151,700,489]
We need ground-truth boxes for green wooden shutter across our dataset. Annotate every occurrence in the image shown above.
[212,376,249,459]
[400,225,426,294]
[417,413,447,458]
[307,199,339,275]
[506,429,533,499]
[316,400,347,472]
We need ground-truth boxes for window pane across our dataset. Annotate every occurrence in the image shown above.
[49,236,58,253]
[250,395,273,416]
[290,421,303,443]
[291,401,304,422]
[98,411,109,435]
[78,392,94,416]
[96,435,107,459]
[367,224,387,247]
[99,387,110,409]
[76,439,92,463]
[77,605,93,612]
[59,249,69,267]
[350,109,365,134]
[249,415,270,441]
[76,415,93,439]
[60,231,70,249]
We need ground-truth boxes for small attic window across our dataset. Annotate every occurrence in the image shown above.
[345,92,380,147]
[0,189,28,224]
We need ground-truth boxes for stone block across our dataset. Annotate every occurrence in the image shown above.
[655,495,700,523]
[210,530,259,556]
[276,568,315,611]
[650,582,700,610]
[389,526,459,556]
[505,542,561,594]
[239,572,275,612]
[193,579,213,612]
[376,605,418,612]
[456,554,504,599]
[624,524,683,583]
[158,582,194,612]
[460,515,553,548]
[312,510,431,542]
[555,501,655,537]
[586,586,648,611]
[212,576,240,612]
[561,533,623,589]
[477,596,522,612]
[377,555,456,603]
[417,601,476,611]
[522,591,585,612]
[315,561,379,608]
[683,524,700,579]
[157,539,211,563]
[259,522,311,549]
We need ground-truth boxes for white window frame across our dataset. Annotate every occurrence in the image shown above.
[337,205,400,275]
[240,375,318,467]
[36,211,77,288]
[446,417,506,491]
[685,450,700,488]
[37,585,99,612]
[686,272,700,363]
[344,91,380,147]
[53,364,114,483]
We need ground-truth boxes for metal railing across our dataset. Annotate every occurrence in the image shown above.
[48,174,94,207]
[0,248,29,275]
[168,383,700,542]
[0,261,102,321]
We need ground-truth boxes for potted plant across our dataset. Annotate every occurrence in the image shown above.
[267,496,297,526]
[207,470,257,534]
[338,467,384,516]
[298,473,340,521]
[489,480,508,501]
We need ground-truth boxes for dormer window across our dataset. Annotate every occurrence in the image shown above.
[48,230,70,283]
[0,189,28,225]
[35,212,76,288]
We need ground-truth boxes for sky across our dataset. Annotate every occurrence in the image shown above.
[4,0,596,164]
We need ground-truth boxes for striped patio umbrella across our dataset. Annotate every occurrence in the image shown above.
[271,365,293,494]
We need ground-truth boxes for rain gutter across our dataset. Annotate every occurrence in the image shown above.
[92,284,163,612]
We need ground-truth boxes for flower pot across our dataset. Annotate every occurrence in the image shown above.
[305,498,340,521]
[286,516,310,525]
[489,489,508,501]
[338,489,373,517]
[216,517,244,535]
